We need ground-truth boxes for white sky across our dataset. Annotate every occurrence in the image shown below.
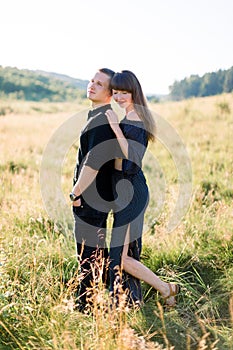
[0,0,233,94]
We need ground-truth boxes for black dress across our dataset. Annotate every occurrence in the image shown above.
[109,117,149,305]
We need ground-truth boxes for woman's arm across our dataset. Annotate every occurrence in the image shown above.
[105,109,128,158]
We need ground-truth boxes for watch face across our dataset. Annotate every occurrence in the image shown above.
[70,193,76,201]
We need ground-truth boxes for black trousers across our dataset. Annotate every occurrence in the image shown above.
[73,211,109,310]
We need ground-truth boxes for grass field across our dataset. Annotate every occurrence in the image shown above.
[0,94,233,349]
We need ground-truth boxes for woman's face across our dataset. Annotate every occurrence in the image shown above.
[112,89,133,109]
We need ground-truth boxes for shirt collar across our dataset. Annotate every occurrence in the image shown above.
[88,104,111,120]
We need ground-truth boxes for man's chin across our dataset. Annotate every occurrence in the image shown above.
[87,94,95,102]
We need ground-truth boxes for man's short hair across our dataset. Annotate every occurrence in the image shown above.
[99,68,115,94]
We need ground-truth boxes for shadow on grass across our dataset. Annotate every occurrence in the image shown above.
[135,254,232,349]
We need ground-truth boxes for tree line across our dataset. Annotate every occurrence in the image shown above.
[1,65,233,103]
[0,66,88,102]
[169,66,233,100]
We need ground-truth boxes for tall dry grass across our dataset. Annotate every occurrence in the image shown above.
[0,94,233,349]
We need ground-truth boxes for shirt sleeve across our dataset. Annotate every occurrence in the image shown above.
[83,114,118,170]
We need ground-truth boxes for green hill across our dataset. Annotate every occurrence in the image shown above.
[0,66,88,102]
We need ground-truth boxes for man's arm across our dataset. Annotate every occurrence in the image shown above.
[71,114,116,206]
[71,165,98,206]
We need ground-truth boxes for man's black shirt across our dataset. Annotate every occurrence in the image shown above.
[73,104,119,215]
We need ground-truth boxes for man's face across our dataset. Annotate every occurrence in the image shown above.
[87,71,111,104]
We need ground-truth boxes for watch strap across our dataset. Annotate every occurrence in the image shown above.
[70,192,81,201]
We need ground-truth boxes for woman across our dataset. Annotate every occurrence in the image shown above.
[105,70,179,308]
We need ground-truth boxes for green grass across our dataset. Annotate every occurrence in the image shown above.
[1,94,233,349]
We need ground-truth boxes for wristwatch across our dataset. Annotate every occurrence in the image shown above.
[69,192,81,202]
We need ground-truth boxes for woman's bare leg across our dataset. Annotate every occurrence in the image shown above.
[122,225,177,303]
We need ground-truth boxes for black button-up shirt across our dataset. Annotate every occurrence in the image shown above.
[73,104,118,215]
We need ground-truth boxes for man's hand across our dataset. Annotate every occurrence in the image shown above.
[72,198,81,207]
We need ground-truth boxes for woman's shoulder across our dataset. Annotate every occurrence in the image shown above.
[125,110,142,122]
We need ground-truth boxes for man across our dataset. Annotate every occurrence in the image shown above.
[70,68,116,311]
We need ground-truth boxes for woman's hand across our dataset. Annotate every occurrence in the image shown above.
[106,109,126,148]
[105,109,119,130]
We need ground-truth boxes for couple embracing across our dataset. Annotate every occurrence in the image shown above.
[70,68,179,312]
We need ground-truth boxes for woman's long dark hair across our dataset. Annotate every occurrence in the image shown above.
[110,70,156,142]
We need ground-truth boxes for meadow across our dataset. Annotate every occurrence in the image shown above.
[0,94,233,349]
